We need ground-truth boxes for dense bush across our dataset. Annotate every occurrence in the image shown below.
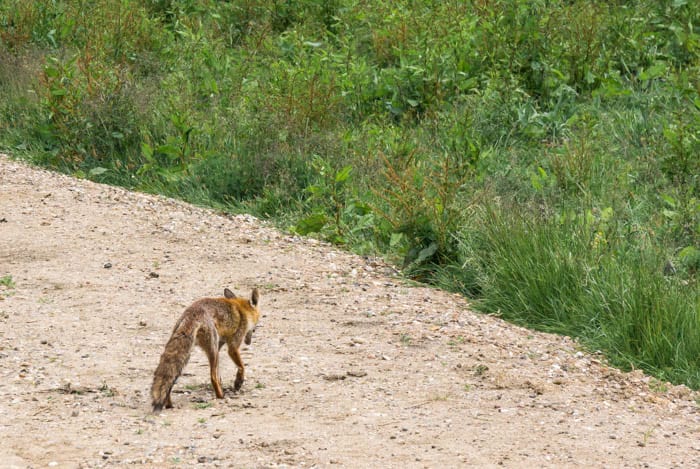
[1,0,698,386]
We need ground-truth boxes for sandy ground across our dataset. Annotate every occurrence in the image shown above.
[0,154,699,468]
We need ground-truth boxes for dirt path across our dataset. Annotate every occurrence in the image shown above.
[0,154,698,468]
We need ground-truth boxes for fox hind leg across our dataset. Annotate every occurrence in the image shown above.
[204,347,224,398]
[200,330,224,399]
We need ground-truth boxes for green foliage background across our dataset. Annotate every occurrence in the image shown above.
[1,0,699,386]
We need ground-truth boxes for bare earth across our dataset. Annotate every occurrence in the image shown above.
[0,154,699,468]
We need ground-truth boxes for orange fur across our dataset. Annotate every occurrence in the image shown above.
[151,288,261,412]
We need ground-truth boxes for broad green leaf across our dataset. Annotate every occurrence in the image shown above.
[601,207,614,222]
[335,165,353,183]
[678,245,698,258]
[141,142,154,161]
[660,193,677,208]
[639,62,668,81]
[306,185,322,195]
[294,214,327,235]
[530,173,543,191]
[390,232,404,247]
[89,167,108,176]
[157,144,180,159]
[44,66,60,78]
[662,209,677,219]
[416,243,438,264]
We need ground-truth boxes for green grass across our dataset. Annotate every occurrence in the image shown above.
[469,209,700,387]
[0,0,698,388]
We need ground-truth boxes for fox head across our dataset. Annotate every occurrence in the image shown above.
[224,287,260,345]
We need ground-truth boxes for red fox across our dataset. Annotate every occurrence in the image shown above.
[151,288,261,412]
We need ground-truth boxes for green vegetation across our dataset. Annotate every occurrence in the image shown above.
[0,275,15,288]
[1,1,698,386]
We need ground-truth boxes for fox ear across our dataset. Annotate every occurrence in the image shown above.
[224,288,236,299]
[251,288,259,306]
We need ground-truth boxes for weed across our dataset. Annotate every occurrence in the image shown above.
[183,384,206,391]
[649,379,669,394]
[473,365,489,377]
[639,427,655,447]
[0,275,15,288]
[99,382,115,397]
[447,336,465,347]
[429,393,450,402]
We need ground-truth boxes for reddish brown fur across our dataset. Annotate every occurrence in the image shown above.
[151,288,261,412]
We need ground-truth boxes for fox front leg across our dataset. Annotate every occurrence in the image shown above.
[227,345,245,392]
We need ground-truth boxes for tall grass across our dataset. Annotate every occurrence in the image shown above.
[460,208,700,387]
[1,0,698,387]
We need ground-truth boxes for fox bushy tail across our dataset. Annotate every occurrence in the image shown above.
[151,322,197,411]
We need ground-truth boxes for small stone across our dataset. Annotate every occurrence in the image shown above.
[323,373,346,381]
[103,262,112,269]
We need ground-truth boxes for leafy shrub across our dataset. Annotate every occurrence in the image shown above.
[1,0,699,388]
